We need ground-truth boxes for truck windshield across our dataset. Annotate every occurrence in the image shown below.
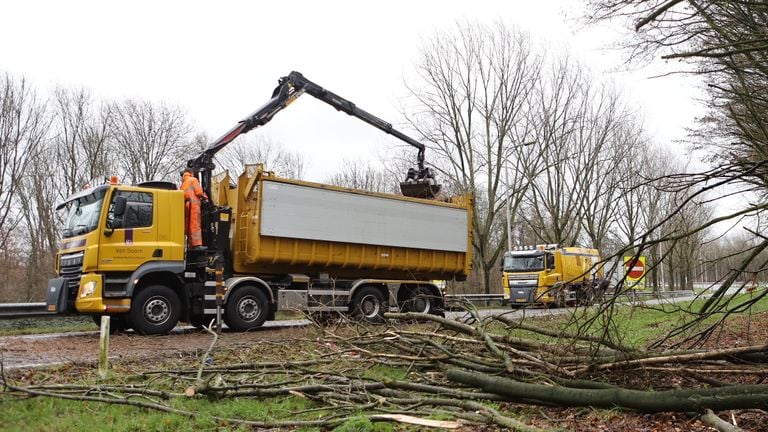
[503,253,544,272]
[61,187,107,238]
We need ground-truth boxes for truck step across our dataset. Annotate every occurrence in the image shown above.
[307,290,350,296]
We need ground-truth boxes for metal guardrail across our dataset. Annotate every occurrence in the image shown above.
[445,293,504,302]
[623,289,693,298]
[0,290,722,319]
[0,302,53,319]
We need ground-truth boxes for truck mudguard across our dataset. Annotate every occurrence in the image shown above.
[125,261,186,296]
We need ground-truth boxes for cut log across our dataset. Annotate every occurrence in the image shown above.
[447,369,768,412]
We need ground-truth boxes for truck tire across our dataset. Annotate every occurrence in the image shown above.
[577,286,595,306]
[224,286,268,331]
[130,285,181,335]
[553,283,568,308]
[402,286,436,315]
[351,286,388,324]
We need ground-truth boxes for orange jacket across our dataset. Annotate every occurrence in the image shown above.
[180,172,208,203]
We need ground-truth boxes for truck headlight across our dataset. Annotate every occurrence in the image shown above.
[80,281,97,298]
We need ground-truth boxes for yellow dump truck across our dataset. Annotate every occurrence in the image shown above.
[502,244,606,307]
[47,167,472,334]
[46,71,473,334]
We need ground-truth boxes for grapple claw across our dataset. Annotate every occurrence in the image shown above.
[400,167,441,199]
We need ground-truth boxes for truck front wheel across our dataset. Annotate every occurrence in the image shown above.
[130,285,181,335]
[224,286,269,331]
[351,286,388,324]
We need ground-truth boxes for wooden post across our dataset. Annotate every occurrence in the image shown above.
[99,316,110,379]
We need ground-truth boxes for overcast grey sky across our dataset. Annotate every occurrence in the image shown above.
[1,0,703,181]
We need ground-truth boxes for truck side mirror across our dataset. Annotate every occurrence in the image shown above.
[104,195,128,237]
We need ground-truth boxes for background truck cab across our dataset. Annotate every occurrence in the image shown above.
[502,244,606,307]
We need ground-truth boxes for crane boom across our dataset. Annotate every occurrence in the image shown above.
[188,71,440,200]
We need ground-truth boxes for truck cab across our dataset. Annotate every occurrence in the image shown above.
[48,179,189,333]
[502,244,603,307]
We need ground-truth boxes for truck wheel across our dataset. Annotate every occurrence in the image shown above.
[553,283,568,308]
[351,286,388,324]
[224,286,268,331]
[577,288,595,306]
[130,285,181,335]
[403,287,436,315]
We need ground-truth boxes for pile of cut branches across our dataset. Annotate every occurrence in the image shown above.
[2,308,767,431]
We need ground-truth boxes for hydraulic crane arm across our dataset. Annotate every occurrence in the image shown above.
[188,71,440,199]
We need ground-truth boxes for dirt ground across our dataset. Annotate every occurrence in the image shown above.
[0,321,313,369]
[1,315,767,431]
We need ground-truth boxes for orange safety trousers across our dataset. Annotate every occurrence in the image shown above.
[180,173,207,248]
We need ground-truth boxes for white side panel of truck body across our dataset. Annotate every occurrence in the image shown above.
[260,181,468,252]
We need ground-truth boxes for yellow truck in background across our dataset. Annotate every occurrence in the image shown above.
[47,71,473,335]
[502,244,606,307]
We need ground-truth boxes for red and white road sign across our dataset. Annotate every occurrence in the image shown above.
[625,258,645,279]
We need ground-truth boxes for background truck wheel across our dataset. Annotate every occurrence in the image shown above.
[553,283,568,308]
[224,286,268,331]
[91,315,131,334]
[403,286,436,314]
[129,285,181,335]
[351,286,388,324]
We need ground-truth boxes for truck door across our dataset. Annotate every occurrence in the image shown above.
[98,190,159,272]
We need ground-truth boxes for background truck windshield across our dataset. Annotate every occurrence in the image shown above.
[503,253,544,272]
[62,188,106,238]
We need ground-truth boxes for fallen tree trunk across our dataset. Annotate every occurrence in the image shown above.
[447,369,768,412]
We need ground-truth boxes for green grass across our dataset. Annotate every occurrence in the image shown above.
[0,308,306,337]
[2,397,196,432]
[0,316,96,336]
[496,290,768,349]
[0,392,414,432]
[600,291,768,347]
[331,417,394,432]
[0,394,320,431]
[0,375,404,432]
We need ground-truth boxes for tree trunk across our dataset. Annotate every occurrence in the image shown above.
[482,264,492,295]
[446,369,768,412]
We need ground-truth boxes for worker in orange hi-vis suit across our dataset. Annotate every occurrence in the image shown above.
[180,168,208,250]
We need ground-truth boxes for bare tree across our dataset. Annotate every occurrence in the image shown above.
[17,146,60,301]
[406,20,543,294]
[522,57,633,249]
[576,93,634,251]
[51,87,112,196]
[214,135,305,180]
[584,1,768,330]
[109,99,194,183]
[0,74,48,252]
[324,159,398,193]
